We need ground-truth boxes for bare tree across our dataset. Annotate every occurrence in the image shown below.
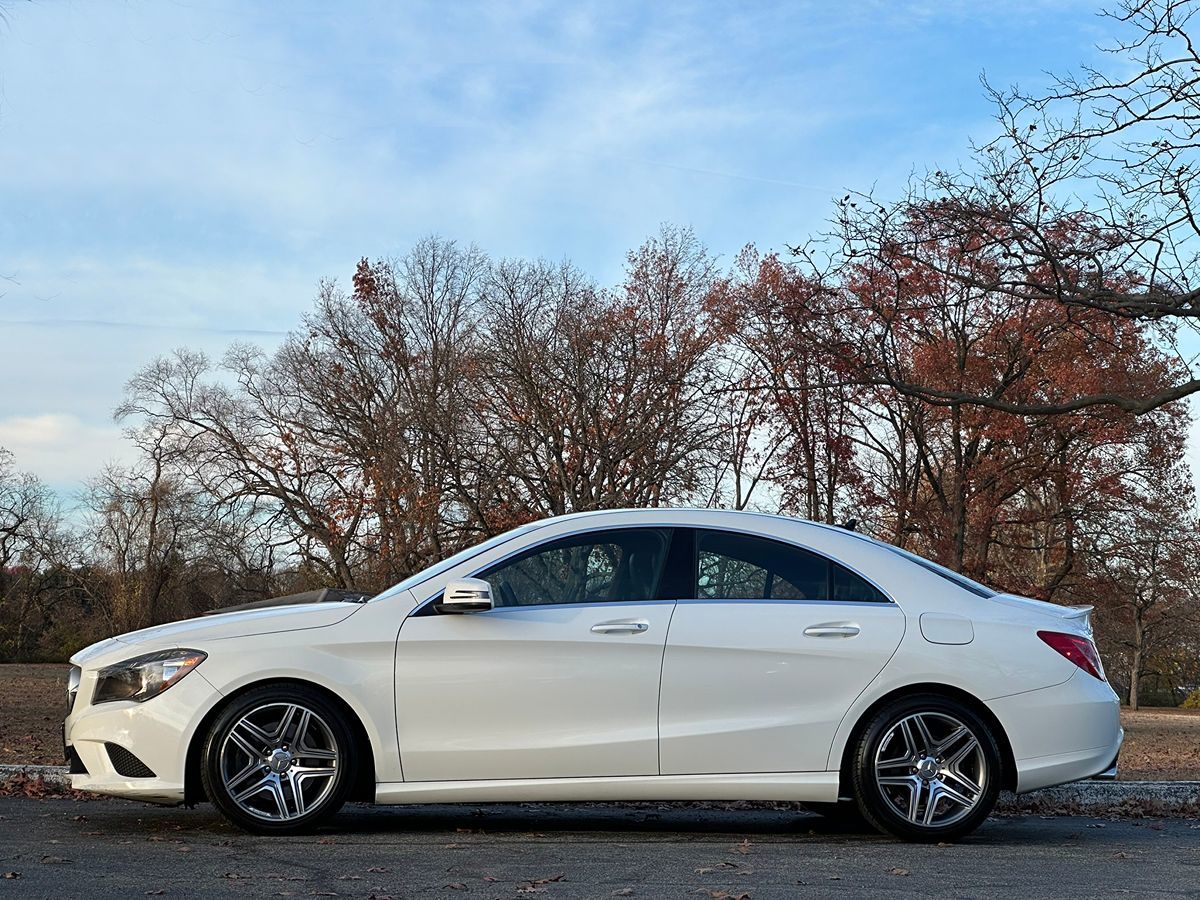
[474,227,724,518]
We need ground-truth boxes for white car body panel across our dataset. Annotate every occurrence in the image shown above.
[658,600,904,774]
[395,601,673,781]
[62,507,1122,812]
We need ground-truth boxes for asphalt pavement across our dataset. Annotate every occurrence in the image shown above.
[1,797,1198,899]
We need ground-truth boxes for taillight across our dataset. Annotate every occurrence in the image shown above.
[1037,630,1104,680]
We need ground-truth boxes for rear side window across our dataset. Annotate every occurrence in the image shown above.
[695,529,888,603]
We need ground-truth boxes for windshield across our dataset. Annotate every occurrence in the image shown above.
[369,520,549,603]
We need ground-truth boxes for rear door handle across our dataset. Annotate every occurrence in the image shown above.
[591,619,650,635]
[803,623,860,638]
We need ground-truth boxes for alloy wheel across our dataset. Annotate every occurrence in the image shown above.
[217,702,340,822]
[872,711,987,828]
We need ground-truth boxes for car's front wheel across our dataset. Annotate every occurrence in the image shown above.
[201,685,356,834]
[851,694,1001,842]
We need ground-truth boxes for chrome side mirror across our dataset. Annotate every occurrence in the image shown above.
[435,578,494,614]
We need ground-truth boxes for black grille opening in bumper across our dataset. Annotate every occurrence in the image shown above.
[65,745,88,775]
[105,743,156,778]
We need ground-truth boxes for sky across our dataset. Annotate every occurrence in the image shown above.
[4,0,1182,500]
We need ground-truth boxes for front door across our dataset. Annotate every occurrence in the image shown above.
[395,527,676,782]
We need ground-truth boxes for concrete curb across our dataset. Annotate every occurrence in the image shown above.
[999,780,1200,813]
[0,764,71,788]
[2,764,1197,813]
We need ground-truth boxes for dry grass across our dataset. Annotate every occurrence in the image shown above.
[0,664,67,766]
[1118,707,1200,781]
[2,664,1198,779]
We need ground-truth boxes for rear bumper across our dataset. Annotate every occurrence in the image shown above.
[988,669,1124,793]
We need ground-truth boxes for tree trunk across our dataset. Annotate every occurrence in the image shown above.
[1128,609,1144,710]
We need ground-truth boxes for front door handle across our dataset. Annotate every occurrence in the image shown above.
[591,619,650,635]
[803,623,860,638]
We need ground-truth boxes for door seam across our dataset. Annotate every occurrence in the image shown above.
[655,601,679,776]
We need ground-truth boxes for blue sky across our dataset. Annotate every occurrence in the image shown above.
[0,0,1145,494]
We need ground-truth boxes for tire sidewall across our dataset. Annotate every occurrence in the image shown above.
[201,685,356,835]
[852,694,1001,842]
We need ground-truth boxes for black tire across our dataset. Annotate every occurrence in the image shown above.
[201,684,357,835]
[851,694,1001,842]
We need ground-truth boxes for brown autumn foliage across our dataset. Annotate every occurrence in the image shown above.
[0,217,1197,705]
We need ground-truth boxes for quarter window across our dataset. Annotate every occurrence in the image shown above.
[695,529,887,603]
[478,528,671,607]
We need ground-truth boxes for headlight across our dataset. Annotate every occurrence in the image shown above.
[93,649,207,704]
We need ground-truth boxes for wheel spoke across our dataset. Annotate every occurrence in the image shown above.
[225,758,264,792]
[942,765,982,799]
[296,746,337,762]
[230,719,272,756]
[908,776,927,822]
[265,775,289,818]
[272,704,300,744]
[910,715,936,754]
[293,764,337,779]
[933,724,970,756]
[945,735,980,768]
[291,709,312,748]
[285,772,307,816]
[933,778,975,810]
[922,784,943,825]
[232,772,274,803]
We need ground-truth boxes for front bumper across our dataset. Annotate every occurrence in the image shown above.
[62,667,218,804]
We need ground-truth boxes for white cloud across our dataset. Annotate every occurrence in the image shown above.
[0,413,134,488]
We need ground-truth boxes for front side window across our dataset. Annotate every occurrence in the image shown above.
[695,529,888,603]
[479,528,672,607]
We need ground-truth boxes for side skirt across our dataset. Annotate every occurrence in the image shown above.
[375,772,839,805]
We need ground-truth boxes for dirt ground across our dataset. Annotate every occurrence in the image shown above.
[0,663,68,766]
[2,664,1197,779]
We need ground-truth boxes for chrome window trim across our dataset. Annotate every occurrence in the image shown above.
[407,520,896,615]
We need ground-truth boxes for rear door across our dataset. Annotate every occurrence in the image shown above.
[658,528,905,774]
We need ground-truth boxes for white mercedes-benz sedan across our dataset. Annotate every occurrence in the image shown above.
[63,508,1122,841]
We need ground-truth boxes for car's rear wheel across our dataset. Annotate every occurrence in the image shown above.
[851,694,1001,842]
[201,685,356,834]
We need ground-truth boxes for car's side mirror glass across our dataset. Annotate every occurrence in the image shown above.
[434,578,494,614]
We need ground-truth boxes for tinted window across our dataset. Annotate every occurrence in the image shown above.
[831,561,888,603]
[479,528,671,607]
[695,529,887,603]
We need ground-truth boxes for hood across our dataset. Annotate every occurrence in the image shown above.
[70,602,362,668]
[989,593,1094,635]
